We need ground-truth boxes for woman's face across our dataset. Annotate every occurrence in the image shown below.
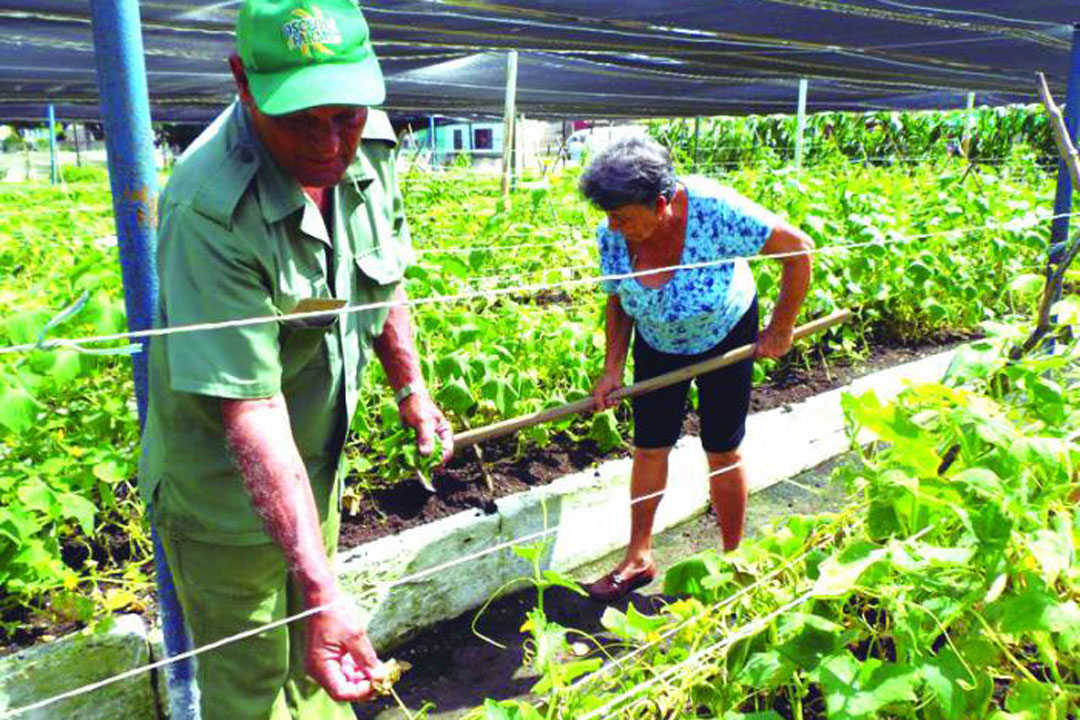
[606,201,662,244]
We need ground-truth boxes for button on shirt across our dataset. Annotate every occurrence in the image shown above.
[598,176,774,355]
[138,104,412,545]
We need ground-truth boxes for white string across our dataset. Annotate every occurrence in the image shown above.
[1,210,1070,356]
[579,525,935,720]
[567,534,835,694]
[415,240,586,256]
[0,463,741,719]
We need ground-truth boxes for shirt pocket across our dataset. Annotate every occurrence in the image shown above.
[272,251,335,371]
[349,183,410,287]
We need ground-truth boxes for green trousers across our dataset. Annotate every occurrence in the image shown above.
[157,516,355,720]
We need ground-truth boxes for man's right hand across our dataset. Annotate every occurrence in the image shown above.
[305,592,388,703]
[592,370,624,412]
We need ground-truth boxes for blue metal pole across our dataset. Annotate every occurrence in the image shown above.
[1051,24,1080,250]
[47,104,58,185]
[88,2,198,719]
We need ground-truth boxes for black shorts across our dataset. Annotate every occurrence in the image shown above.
[631,298,758,454]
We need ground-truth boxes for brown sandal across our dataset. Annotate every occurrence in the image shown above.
[585,565,658,603]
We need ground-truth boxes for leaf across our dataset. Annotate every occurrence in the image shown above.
[814,655,919,719]
[737,650,795,688]
[1007,273,1044,296]
[776,613,847,671]
[435,378,476,416]
[1,309,52,345]
[92,460,127,485]
[922,648,977,720]
[530,658,601,694]
[600,604,667,642]
[1005,679,1056,717]
[1029,528,1071,586]
[57,492,97,535]
[813,541,887,597]
[986,583,1080,636]
[510,542,544,564]
[951,468,1003,500]
[0,380,40,434]
[539,570,587,597]
[588,410,622,452]
[17,479,57,518]
[482,378,518,417]
[480,699,544,720]
[923,298,949,324]
[663,550,726,601]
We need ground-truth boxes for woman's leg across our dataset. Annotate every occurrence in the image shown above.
[620,445,672,574]
[706,448,747,552]
[698,299,757,553]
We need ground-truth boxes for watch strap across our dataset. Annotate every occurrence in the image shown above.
[394,381,422,404]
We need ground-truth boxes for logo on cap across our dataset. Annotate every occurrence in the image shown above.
[281,6,342,58]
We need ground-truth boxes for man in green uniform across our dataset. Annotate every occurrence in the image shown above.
[138,1,453,717]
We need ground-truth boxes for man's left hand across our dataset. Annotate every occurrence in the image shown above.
[755,323,794,360]
[399,391,455,464]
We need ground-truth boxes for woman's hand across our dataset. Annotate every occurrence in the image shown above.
[755,323,794,359]
[593,369,624,412]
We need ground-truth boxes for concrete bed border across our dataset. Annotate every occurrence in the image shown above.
[0,348,956,719]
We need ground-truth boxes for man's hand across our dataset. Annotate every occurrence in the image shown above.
[592,369,624,412]
[399,391,454,464]
[755,323,794,360]
[305,592,388,703]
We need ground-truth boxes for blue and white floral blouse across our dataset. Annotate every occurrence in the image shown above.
[598,175,774,355]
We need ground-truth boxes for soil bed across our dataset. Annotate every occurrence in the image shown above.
[339,331,969,549]
[0,331,965,656]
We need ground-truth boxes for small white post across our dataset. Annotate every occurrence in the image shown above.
[501,50,519,198]
[795,78,809,169]
[962,91,976,158]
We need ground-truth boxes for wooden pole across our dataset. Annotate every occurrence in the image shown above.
[1019,73,1080,356]
[795,79,809,169]
[692,116,700,173]
[455,309,852,451]
[500,50,519,198]
[962,91,976,159]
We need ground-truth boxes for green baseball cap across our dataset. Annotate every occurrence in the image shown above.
[237,0,385,116]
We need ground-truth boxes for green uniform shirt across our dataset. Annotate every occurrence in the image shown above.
[139,104,411,545]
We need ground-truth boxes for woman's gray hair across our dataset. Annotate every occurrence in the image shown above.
[579,135,676,211]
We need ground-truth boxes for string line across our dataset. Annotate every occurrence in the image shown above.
[0,210,1070,356]
[0,462,741,718]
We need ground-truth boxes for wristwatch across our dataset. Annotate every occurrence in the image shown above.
[394,381,423,405]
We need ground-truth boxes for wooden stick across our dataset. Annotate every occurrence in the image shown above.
[454,309,853,452]
[1019,74,1080,356]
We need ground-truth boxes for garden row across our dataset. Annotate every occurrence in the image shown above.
[647,105,1055,170]
[473,313,1080,719]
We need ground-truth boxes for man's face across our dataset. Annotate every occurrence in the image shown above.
[250,104,368,188]
[229,55,368,188]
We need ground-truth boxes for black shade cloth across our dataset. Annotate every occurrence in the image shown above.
[0,1,1076,121]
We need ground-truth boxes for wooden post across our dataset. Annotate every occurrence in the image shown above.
[692,117,701,173]
[795,79,809,169]
[455,309,852,450]
[962,91,976,158]
[1019,73,1080,356]
[500,50,519,198]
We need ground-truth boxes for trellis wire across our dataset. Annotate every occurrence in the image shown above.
[579,525,935,720]
[0,461,742,719]
[0,210,1072,356]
